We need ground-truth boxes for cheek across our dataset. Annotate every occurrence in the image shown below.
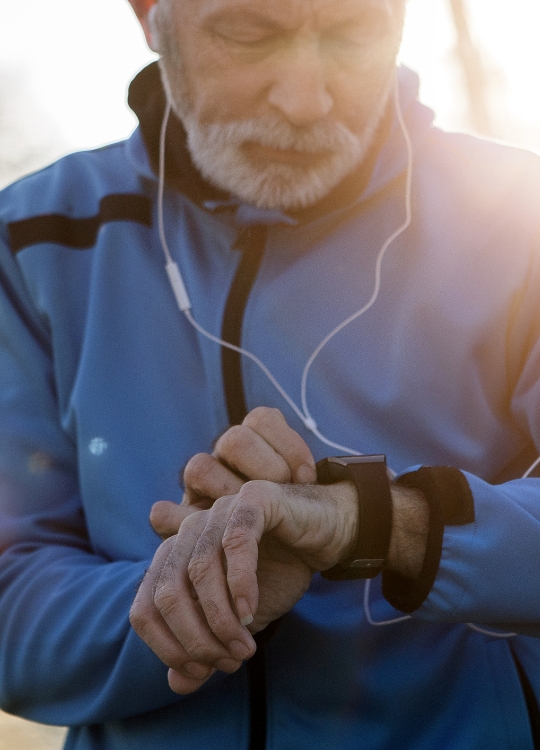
[328,35,401,123]
[193,73,263,122]
[331,70,393,132]
[183,43,268,123]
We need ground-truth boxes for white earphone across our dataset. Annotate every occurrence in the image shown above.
[157,74,413,464]
[147,3,160,53]
[156,73,534,638]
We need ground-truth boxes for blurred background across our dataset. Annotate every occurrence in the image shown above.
[0,0,538,747]
[0,0,539,190]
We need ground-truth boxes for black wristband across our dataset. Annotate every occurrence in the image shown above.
[316,455,393,580]
[382,466,474,613]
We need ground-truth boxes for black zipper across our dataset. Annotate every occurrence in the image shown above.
[511,647,540,748]
[221,225,269,750]
[221,226,267,425]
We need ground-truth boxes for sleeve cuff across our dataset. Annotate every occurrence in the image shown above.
[382,466,474,614]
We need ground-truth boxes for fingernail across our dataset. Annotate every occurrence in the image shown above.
[236,598,253,627]
[296,463,316,484]
[229,640,250,660]
[184,662,212,680]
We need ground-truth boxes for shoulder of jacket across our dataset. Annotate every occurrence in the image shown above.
[0,140,154,256]
[0,140,145,222]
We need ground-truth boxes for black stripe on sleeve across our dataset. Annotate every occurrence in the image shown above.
[8,194,153,254]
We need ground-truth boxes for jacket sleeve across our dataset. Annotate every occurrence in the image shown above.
[383,470,540,637]
[381,215,540,635]
[0,229,209,726]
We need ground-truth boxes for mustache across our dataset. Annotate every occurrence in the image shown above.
[187,114,362,156]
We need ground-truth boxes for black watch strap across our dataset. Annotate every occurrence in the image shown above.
[316,455,393,580]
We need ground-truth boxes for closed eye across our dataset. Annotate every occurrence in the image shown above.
[206,12,282,46]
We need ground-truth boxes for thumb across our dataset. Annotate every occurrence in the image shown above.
[149,501,197,540]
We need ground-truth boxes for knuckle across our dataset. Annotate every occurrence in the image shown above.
[192,522,222,558]
[228,504,258,533]
[153,586,180,620]
[187,556,212,588]
[154,552,180,593]
[201,598,231,634]
[238,480,269,502]
[129,600,161,643]
[182,511,205,533]
[222,527,250,555]
[129,601,147,633]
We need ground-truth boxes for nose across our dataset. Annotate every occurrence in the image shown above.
[267,39,334,127]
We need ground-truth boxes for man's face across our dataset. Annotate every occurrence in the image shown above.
[155,0,405,210]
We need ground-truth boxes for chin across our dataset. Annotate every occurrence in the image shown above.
[184,121,371,211]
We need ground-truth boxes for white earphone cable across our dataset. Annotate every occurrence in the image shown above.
[158,74,412,457]
[300,77,414,431]
[156,74,522,640]
[157,100,317,431]
[521,455,540,478]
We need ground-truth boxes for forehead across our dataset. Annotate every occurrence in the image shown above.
[184,0,402,27]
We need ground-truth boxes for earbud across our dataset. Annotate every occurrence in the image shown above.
[147,3,160,53]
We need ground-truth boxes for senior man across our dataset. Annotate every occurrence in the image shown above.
[1,0,540,748]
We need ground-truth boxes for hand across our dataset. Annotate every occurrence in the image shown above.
[131,408,320,694]
[177,477,360,625]
[155,408,320,640]
[130,477,358,694]
[184,406,317,507]
[151,407,317,538]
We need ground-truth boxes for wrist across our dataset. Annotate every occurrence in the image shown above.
[386,485,429,580]
[382,465,474,614]
[332,483,430,580]
[317,455,393,579]
[330,479,361,563]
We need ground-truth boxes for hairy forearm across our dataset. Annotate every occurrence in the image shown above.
[386,485,429,579]
[330,480,429,580]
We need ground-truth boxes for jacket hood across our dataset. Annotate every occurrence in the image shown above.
[126,61,434,223]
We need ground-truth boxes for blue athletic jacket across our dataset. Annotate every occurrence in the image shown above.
[1,63,540,749]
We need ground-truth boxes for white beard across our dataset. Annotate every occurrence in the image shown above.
[156,8,392,211]
[182,111,386,211]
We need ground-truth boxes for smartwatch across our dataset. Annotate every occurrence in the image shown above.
[316,455,393,580]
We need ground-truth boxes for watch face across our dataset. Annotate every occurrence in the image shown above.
[325,455,386,467]
[316,455,386,483]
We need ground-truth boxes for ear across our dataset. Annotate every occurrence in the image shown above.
[127,0,156,49]
[127,0,155,20]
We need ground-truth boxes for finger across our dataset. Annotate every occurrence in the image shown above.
[186,498,258,658]
[130,540,214,682]
[149,501,198,540]
[154,512,253,670]
[214,425,292,483]
[168,667,216,695]
[221,483,274,624]
[183,452,244,504]
[243,407,316,483]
